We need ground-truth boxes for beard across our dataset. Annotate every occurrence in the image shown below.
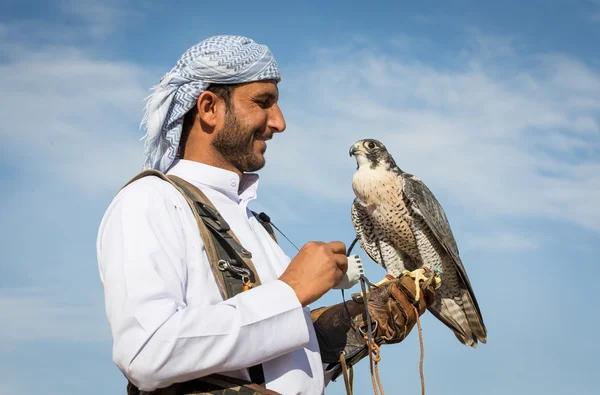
[211,110,267,173]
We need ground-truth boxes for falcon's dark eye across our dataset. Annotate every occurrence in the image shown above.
[367,142,376,149]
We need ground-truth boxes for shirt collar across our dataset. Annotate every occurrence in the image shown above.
[166,159,260,203]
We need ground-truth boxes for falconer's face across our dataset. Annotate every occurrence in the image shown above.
[212,80,286,173]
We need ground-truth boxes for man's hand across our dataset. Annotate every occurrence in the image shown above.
[279,241,348,307]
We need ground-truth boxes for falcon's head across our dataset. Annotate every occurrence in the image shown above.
[349,139,396,170]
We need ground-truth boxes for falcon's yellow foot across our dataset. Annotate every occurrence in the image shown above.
[401,268,437,302]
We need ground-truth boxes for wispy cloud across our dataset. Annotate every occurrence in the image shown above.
[0,39,151,194]
[268,33,600,235]
[0,0,153,197]
[1,16,598,237]
[3,26,598,245]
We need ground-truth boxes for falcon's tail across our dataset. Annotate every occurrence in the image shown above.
[429,291,487,348]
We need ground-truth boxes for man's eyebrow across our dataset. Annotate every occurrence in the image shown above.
[254,91,278,100]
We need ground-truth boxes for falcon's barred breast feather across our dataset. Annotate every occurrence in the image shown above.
[349,139,487,347]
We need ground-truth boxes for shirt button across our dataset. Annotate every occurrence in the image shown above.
[230,178,237,187]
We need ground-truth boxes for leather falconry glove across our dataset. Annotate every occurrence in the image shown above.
[310,269,437,381]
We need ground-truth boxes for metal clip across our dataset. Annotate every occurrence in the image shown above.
[217,259,251,279]
[358,320,379,337]
[217,259,230,271]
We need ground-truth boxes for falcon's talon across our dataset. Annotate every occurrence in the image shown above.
[401,268,432,302]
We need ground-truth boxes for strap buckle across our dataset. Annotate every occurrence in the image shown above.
[195,202,231,232]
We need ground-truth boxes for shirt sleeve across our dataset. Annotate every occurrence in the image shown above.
[96,178,310,391]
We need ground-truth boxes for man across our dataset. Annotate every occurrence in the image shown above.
[97,35,434,395]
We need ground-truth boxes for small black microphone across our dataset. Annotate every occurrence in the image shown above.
[258,212,271,223]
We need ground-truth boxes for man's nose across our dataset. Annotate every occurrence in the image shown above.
[268,104,286,133]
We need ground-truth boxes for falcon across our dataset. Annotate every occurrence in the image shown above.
[349,139,487,347]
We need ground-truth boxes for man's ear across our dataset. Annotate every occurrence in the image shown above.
[196,90,222,128]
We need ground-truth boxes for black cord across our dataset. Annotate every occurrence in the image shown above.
[258,212,300,251]
[346,237,359,256]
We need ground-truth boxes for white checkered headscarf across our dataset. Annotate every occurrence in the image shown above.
[141,35,281,172]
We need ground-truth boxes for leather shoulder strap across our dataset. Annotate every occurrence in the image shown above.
[121,169,262,299]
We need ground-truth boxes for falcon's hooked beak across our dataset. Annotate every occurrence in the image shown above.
[349,141,370,168]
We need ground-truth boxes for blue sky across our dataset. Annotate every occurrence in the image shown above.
[1,1,599,394]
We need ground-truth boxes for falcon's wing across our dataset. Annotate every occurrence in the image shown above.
[401,173,482,314]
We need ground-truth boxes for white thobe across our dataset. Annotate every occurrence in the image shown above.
[96,159,326,394]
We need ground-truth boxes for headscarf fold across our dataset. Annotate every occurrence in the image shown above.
[140,35,281,172]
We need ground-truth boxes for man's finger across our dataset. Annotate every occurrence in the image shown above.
[333,267,345,286]
[326,241,347,254]
[333,254,348,274]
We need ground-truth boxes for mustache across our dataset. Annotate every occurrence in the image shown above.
[254,131,273,141]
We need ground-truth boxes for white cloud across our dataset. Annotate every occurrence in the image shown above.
[0,40,151,194]
[1,23,599,237]
[0,1,153,197]
[267,34,600,234]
